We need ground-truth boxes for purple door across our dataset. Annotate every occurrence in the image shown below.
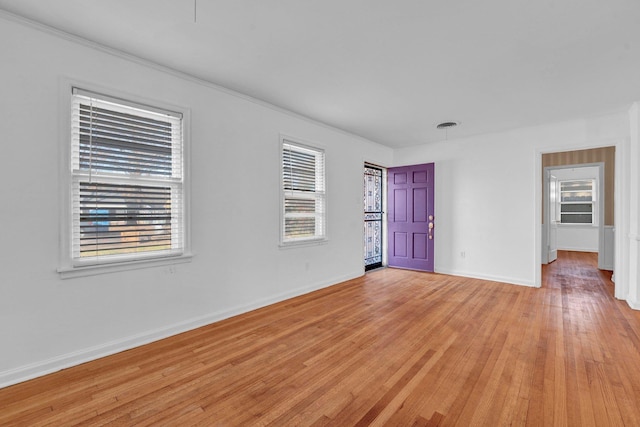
[387,163,435,272]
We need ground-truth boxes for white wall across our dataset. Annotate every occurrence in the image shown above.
[0,15,393,386]
[556,226,598,252]
[628,102,640,308]
[394,112,629,288]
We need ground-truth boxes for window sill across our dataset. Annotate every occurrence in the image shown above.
[279,238,328,250]
[58,253,193,279]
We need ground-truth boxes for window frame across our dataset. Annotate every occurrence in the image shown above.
[279,135,327,247]
[558,178,596,226]
[58,81,191,278]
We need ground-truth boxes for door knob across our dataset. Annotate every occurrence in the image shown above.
[428,221,434,239]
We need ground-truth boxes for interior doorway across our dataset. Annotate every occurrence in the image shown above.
[364,164,384,271]
[540,147,615,284]
[543,164,605,266]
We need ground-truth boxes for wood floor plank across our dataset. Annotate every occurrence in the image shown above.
[1,251,640,426]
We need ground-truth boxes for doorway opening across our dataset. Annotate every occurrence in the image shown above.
[540,147,615,288]
[364,164,385,271]
[543,164,605,265]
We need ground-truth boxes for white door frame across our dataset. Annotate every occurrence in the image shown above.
[535,141,625,301]
[541,169,558,264]
[543,163,605,267]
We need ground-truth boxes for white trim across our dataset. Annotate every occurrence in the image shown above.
[597,164,606,269]
[614,134,628,300]
[555,247,598,253]
[0,270,363,389]
[277,239,329,250]
[542,168,557,264]
[535,149,543,287]
[58,253,193,279]
[435,268,536,288]
[627,299,640,310]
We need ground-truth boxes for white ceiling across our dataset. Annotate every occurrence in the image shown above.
[2,0,640,148]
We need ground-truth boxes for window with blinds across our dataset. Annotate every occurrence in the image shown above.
[70,88,184,265]
[559,179,595,224]
[281,139,326,244]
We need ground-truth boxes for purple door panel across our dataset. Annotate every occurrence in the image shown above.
[387,163,435,272]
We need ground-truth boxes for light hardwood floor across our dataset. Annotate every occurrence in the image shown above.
[1,251,639,426]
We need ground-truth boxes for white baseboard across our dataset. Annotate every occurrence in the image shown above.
[627,299,640,311]
[0,271,362,389]
[435,268,537,288]
[556,247,598,253]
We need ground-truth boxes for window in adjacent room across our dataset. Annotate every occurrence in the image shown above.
[281,137,326,245]
[65,88,186,270]
[559,179,595,224]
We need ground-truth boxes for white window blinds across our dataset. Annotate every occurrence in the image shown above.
[282,140,326,243]
[559,179,595,224]
[70,88,184,264]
